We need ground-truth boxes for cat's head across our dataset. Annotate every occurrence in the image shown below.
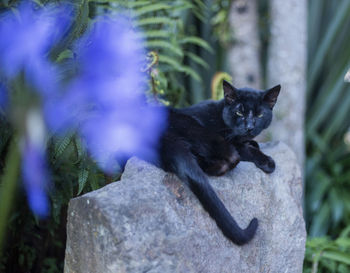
[222,80,280,139]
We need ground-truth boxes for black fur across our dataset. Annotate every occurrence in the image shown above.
[158,81,280,245]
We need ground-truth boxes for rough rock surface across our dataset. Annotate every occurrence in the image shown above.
[64,142,306,273]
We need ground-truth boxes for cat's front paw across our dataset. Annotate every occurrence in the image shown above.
[205,160,231,176]
[258,156,275,174]
[244,140,260,149]
[227,148,240,170]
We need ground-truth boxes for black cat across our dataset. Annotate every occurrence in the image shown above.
[158,80,280,245]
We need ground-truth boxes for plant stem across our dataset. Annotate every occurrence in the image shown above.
[0,137,20,254]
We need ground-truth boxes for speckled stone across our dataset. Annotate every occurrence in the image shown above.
[64,142,306,273]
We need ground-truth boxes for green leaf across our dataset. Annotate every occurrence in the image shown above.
[185,52,209,69]
[134,3,172,17]
[309,203,331,236]
[119,0,152,9]
[178,66,201,82]
[340,226,350,238]
[135,17,175,27]
[308,0,350,92]
[322,250,350,265]
[77,168,89,195]
[180,36,213,53]
[146,40,183,57]
[329,188,344,225]
[158,54,182,69]
[193,0,206,10]
[338,264,350,273]
[74,137,85,161]
[89,173,100,191]
[55,49,73,63]
[143,30,169,39]
[0,138,20,252]
[50,0,89,60]
[158,55,201,82]
[54,135,73,159]
[335,238,350,248]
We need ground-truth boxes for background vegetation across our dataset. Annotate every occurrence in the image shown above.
[0,0,350,272]
[304,0,350,272]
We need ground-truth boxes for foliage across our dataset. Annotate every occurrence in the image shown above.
[304,0,350,271]
[305,0,350,238]
[91,0,213,106]
[304,227,350,273]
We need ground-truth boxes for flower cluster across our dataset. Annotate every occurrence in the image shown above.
[46,18,167,173]
[0,2,70,95]
[0,2,70,217]
[0,3,167,216]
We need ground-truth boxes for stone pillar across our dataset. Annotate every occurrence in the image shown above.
[228,0,262,89]
[265,0,307,167]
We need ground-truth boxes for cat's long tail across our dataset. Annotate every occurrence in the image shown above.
[161,139,258,245]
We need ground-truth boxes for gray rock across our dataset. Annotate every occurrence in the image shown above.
[64,142,306,273]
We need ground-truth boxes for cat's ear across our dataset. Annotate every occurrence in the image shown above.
[223,80,237,104]
[263,84,281,109]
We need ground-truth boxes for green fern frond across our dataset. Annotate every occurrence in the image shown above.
[180,36,214,53]
[89,173,101,191]
[74,137,84,160]
[118,0,152,9]
[158,54,183,69]
[92,0,210,93]
[54,134,73,159]
[143,30,169,38]
[134,3,172,17]
[77,168,89,195]
[158,55,201,82]
[51,0,89,60]
[179,66,201,82]
[146,40,183,57]
[135,16,175,27]
[193,0,206,10]
[185,51,209,69]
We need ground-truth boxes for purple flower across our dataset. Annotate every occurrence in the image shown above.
[0,2,70,217]
[1,4,167,218]
[21,142,50,217]
[21,110,50,217]
[0,2,71,95]
[46,17,167,173]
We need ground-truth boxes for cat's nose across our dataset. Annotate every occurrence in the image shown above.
[247,123,254,131]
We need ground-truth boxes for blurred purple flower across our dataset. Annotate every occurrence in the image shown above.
[0,2,71,95]
[46,18,167,173]
[1,3,166,217]
[21,110,50,217]
[0,2,70,217]
[21,142,50,217]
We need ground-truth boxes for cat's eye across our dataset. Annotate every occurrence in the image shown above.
[235,111,243,117]
[257,113,264,118]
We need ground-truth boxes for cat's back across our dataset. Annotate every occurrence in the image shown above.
[180,99,222,117]
[178,99,225,129]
